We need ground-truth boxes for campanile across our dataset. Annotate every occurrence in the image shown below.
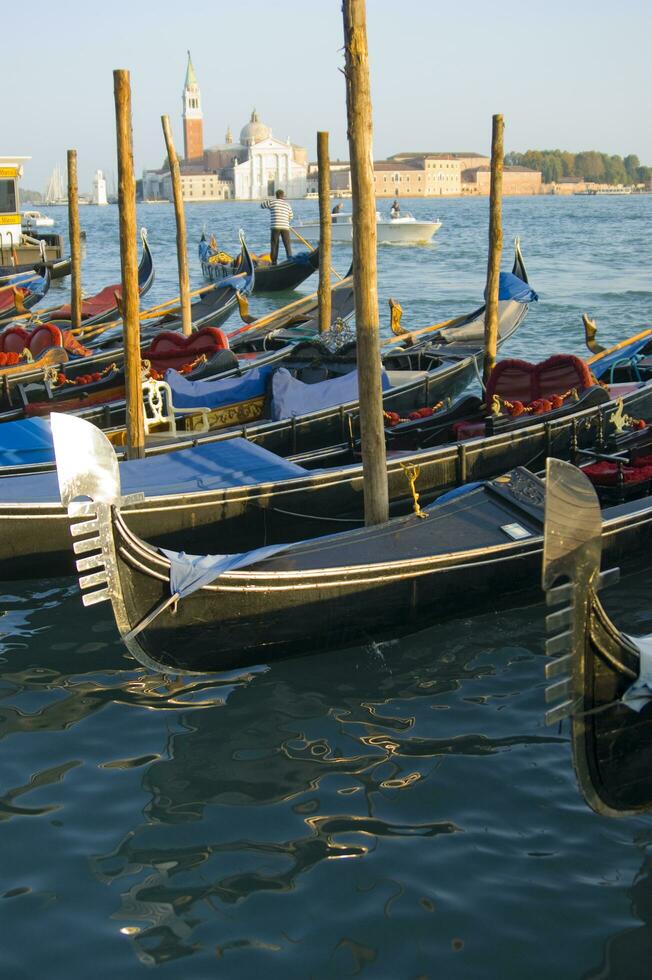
[182,51,204,162]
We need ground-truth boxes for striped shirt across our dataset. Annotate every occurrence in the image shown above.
[261,198,293,229]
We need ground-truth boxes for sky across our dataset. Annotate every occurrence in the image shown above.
[6,0,652,193]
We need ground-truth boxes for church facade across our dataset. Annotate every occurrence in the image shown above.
[142,53,308,202]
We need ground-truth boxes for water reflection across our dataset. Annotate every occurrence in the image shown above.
[76,618,559,966]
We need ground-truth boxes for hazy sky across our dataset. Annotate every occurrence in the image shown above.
[6,0,651,192]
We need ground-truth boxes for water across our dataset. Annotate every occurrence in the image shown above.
[1,196,652,978]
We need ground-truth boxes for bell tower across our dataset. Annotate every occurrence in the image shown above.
[182,50,204,162]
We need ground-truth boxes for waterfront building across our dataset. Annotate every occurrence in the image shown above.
[462,165,542,195]
[141,54,307,201]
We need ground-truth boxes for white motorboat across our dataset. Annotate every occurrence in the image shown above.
[21,210,55,229]
[297,210,441,245]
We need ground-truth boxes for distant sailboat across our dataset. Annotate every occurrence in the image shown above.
[44,165,67,205]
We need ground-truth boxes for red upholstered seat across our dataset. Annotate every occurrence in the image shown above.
[536,354,593,398]
[145,327,229,372]
[485,358,536,405]
[1,326,30,354]
[485,354,594,406]
[452,420,486,441]
[29,323,63,356]
[608,383,641,399]
[583,461,652,486]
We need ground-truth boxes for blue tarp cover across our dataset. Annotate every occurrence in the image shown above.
[0,436,309,504]
[496,272,538,304]
[0,417,54,467]
[590,334,652,380]
[270,367,391,421]
[166,363,276,410]
[161,542,293,598]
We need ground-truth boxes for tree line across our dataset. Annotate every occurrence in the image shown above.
[505,150,651,185]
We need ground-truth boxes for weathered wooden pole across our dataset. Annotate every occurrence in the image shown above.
[66,149,82,329]
[161,114,192,337]
[317,131,332,334]
[114,69,145,459]
[483,113,504,386]
[342,0,389,526]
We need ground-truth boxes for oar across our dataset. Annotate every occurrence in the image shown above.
[289,226,344,282]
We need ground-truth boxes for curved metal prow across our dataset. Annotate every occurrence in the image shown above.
[542,458,618,725]
[51,414,152,672]
[582,313,605,354]
[52,412,123,507]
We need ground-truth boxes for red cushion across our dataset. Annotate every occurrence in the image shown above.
[452,420,486,441]
[144,327,229,373]
[0,326,30,354]
[485,358,536,405]
[29,323,63,356]
[485,354,593,407]
[535,354,593,399]
[583,461,652,486]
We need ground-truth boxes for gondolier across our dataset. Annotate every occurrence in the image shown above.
[261,189,293,264]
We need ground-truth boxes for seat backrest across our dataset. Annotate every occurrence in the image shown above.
[485,358,536,406]
[142,377,175,434]
[29,323,63,357]
[1,326,30,354]
[535,354,594,399]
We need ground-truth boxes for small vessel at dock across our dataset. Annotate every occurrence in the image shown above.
[0,157,68,275]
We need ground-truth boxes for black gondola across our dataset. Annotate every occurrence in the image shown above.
[0,241,531,478]
[199,235,321,293]
[542,457,652,816]
[49,404,652,673]
[0,234,256,410]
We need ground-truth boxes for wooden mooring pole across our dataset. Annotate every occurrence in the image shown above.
[114,69,145,459]
[66,149,82,330]
[483,113,504,386]
[342,0,389,526]
[162,114,192,337]
[317,131,332,333]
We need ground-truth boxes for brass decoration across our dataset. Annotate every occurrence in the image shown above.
[400,462,428,519]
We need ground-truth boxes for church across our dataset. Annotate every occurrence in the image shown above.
[142,53,308,202]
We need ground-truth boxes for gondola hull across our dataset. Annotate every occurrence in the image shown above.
[202,248,320,293]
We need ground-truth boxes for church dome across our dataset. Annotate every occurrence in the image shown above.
[240,109,271,145]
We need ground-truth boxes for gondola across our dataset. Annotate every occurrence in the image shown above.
[48,381,652,673]
[0,234,256,408]
[41,228,154,328]
[0,266,51,321]
[0,250,353,421]
[199,235,320,293]
[0,242,532,474]
[542,458,652,816]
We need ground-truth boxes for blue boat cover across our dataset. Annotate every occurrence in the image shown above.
[198,239,211,262]
[165,364,276,410]
[161,542,293,598]
[494,272,538,304]
[0,436,309,504]
[590,333,652,380]
[270,367,392,421]
[0,417,54,467]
